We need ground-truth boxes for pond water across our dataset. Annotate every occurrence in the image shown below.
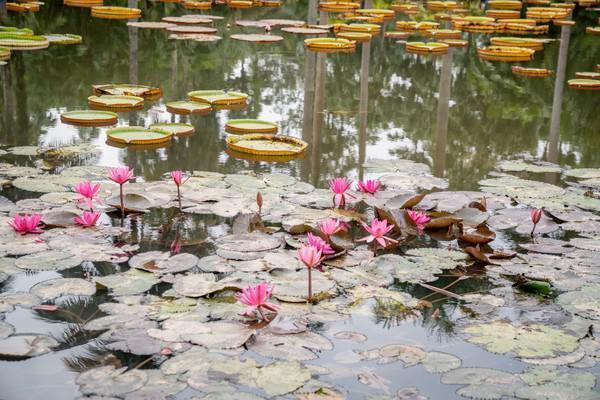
[1,1,600,400]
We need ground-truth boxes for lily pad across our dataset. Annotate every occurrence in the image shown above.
[95,269,159,296]
[76,366,147,397]
[16,250,83,271]
[556,284,600,320]
[248,331,333,361]
[463,321,579,358]
[0,334,58,359]
[30,278,96,300]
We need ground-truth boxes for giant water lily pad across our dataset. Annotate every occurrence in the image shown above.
[463,321,579,358]
[230,34,284,42]
[95,269,159,296]
[16,250,83,271]
[188,90,248,105]
[60,110,118,126]
[107,127,172,145]
[226,134,307,156]
[0,334,58,359]
[166,100,212,114]
[88,95,144,108]
[248,331,333,361]
[76,366,147,397]
[30,278,96,300]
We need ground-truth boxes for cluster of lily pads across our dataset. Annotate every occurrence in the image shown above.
[1,150,600,398]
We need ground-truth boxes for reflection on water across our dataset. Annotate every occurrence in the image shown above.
[1,3,598,189]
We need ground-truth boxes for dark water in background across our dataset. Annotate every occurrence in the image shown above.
[1,1,599,190]
[0,2,599,399]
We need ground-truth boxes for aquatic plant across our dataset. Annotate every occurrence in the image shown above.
[328,177,353,208]
[9,214,43,235]
[74,211,100,228]
[108,167,134,218]
[73,180,101,209]
[235,282,279,320]
[297,244,322,303]
[170,170,184,210]
[256,192,263,215]
[530,208,542,236]
[359,218,398,255]
[306,232,334,255]
[407,210,431,234]
[317,218,346,237]
[357,179,381,195]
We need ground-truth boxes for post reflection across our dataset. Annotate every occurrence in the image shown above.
[546,26,571,165]
[358,42,370,181]
[433,50,453,178]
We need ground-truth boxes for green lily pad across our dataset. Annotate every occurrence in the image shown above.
[463,321,579,358]
[43,33,82,44]
[188,90,248,105]
[0,334,58,359]
[225,119,279,134]
[16,250,83,271]
[76,366,147,397]
[88,95,144,108]
[95,269,159,296]
[107,126,172,145]
[60,110,118,126]
[166,100,212,114]
[247,331,333,361]
[496,160,562,174]
[149,123,195,136]
[30,278,96,300]
[556,284,600,320]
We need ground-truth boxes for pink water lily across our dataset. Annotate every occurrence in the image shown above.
[530,208,543,236]
[297,244,323,303]
[357,179,381,195]
[235,282,279,320]
[317,218,346,237]
[407,210,431,234]
[109,166,135,185]
[170,237,181,254]
[328,177,353,208]
[170,170,185,210]
[109,167,134,219]
[74,211,100,228]
[359,218,398,255]
[306,232,335,255]
[73,180,101,209]
[9,214,43,235]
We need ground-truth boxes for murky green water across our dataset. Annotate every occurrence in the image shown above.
[1,1,600,400]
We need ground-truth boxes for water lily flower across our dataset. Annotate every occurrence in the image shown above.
[317,218,346,237]
[359,218,398,255]
[170,170,185,210]
[407,210,431,234]
[109,166,135,185]
[530,208,543,236]
[170,237,181,254]
[297,244,323,303]
[306,232,335,255]
[357,179,381,195]
[109,166,134,218]
[74,211,100,228]
[9,214,43,235]
[235,282,279,320]
[328,177,353,208]
[73,180,101,209]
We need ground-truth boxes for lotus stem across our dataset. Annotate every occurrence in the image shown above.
[177,185,182,211]
[530,222,537,237]
[257,307,267,322]
[307,267,312,304]
[119,184,124,220]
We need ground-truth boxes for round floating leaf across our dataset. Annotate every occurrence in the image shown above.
[16,250,83,271]
[497,160,561,174]
[166,100,213,114]
[557,284,600,320]
[182,321,255,349]
[248,331,333,361]
[107,126,172,145]
[463,321,579,358]
[60,110,118,126]
[231,33,284,42]
[0,320,14,339]
[88,95,144,108]
[149,123,195,136]
[226,134,307,156]
[76,366,147,397]
[422,351,461,373]
[333,331,367,343]
[0,334,58,359]
[124,370,186,399]
[30,278,96,300]
[225,119,278,134]
[95,269,159,296]
[147,319,211,342]
[0,292,41,313]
